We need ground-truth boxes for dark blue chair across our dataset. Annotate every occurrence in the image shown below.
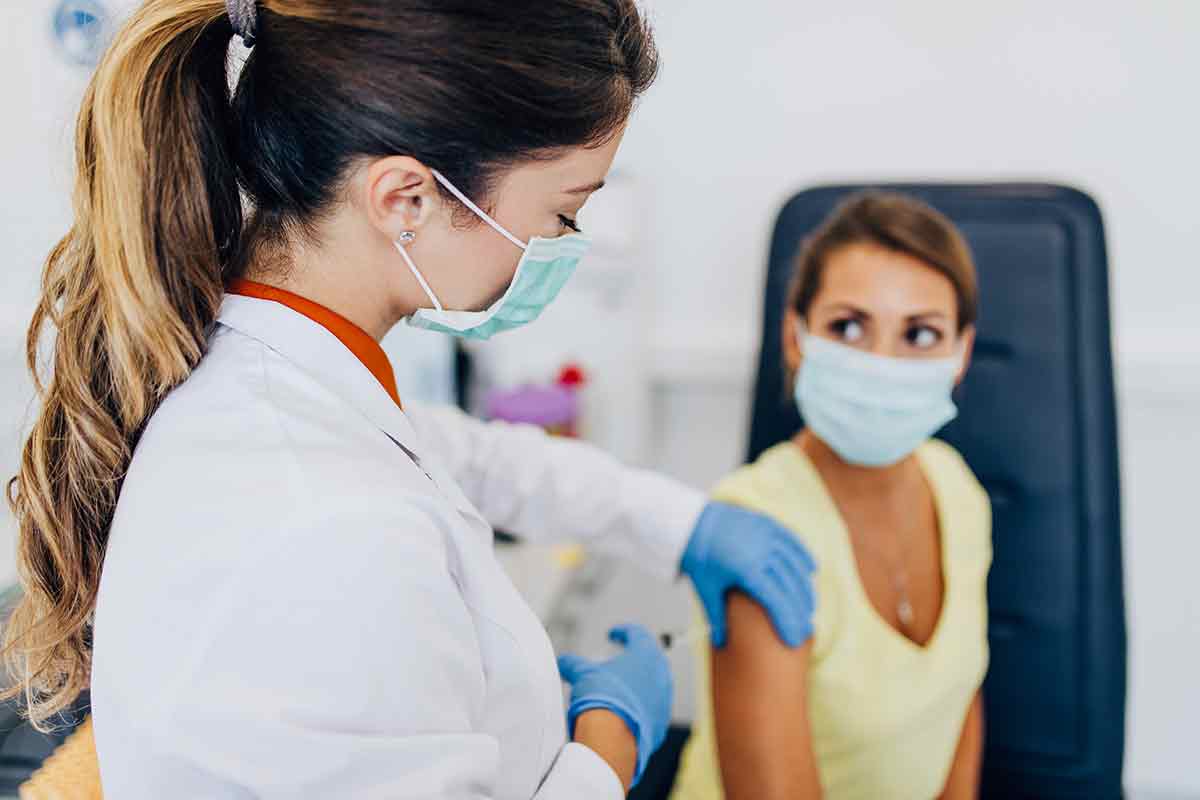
[743,184,1126,799]
[0,587,92,793]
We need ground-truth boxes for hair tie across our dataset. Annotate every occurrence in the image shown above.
[226,0,257,47]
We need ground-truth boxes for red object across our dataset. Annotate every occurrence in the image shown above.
[557,363,587,388]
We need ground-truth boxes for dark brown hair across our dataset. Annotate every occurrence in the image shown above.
[5,0,658,728]
[788,192,978,331]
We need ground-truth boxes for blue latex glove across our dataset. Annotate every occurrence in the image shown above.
[681,501,817,649]
[557,624,672,787]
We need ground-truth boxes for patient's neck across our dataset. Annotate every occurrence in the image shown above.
[796,431,921,498]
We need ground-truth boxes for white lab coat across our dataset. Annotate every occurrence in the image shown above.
[91,294,704,799]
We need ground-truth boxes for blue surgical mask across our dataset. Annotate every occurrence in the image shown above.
[395,169,592,340]
[794,324,962,467]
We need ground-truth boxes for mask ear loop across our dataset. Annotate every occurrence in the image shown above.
[431,169,528,251]
[398,168,527,314]
[394,236,444,312]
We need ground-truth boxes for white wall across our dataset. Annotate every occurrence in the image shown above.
[0,3,101,585]
[620,1,1199,796]
[1,0,1196,796]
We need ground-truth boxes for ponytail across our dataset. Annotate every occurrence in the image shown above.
[5,0,662,730]
[3,0,240,727]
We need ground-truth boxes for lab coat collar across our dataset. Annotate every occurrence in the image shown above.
[216,294,426,459]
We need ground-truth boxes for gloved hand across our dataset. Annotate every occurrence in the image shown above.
[681,501,817,648]
[557,624,672,787]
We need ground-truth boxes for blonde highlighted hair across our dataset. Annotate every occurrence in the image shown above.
[6,0,660,728]
[3,0,240,727]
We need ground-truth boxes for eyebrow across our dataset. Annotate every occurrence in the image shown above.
[562,179,606,196]
[825,302,869,316]
[822,303,950,321]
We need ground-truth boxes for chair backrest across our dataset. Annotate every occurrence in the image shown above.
[748,184,1126,798]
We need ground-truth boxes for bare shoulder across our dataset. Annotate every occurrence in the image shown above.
[712,592,820,798]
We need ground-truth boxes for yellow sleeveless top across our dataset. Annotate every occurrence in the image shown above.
[671,440,991,800]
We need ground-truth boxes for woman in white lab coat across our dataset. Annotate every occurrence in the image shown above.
[3,1,815,797]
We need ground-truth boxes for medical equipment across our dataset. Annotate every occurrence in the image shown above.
[657,624,710,651]
[486,383,581,437]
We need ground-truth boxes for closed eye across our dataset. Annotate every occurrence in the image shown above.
[558,214,582,233]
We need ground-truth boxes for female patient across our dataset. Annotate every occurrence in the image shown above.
[672,193,992,799]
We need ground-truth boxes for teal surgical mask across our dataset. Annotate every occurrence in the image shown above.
[794,323,962,467]
[395,169,592,340]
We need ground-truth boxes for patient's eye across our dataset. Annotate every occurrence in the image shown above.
[830,317,865,343]
[907,324,943,350]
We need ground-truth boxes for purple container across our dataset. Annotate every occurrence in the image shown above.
[485,384,579,432]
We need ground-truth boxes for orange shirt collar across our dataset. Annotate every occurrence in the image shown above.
[226,279,401,408]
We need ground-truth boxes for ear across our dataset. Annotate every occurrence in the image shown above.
[782,308,804,376]
[954,324,977,385]
[360,156,440,241]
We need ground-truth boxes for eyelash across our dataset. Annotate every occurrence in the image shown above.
[828,318,945,348]
[830,317,864,340]
[558,214,582,233]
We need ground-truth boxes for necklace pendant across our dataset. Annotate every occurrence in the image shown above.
[898,598,915,627]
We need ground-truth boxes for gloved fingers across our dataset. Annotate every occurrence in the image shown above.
[608,623,657,650]
[557,654,591,683]
[769,526,817,573]
[766,561,816,648]
[771,546,816,616]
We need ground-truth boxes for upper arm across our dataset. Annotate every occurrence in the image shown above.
[407,403,702,581]
[405,402,482,482]
[711,592,822,800]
